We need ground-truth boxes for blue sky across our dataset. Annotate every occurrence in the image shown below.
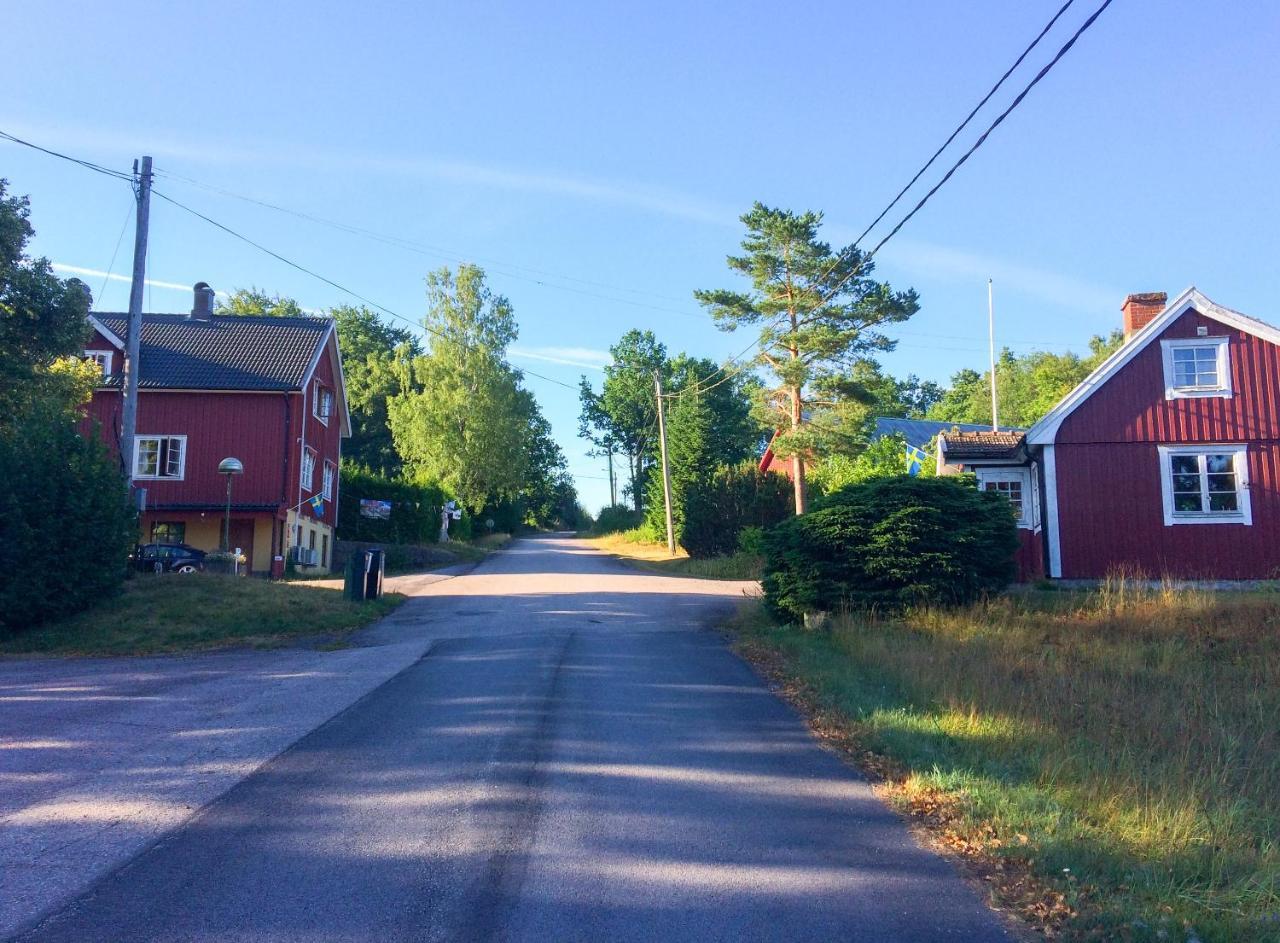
[5,1,1278,511]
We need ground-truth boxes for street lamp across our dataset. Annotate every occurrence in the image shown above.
[218,457,244,552]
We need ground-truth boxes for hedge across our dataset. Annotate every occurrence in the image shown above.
[0,415,135,632]
[680,462,793,559]
[337,466,447,544]
[762,475,1018,620]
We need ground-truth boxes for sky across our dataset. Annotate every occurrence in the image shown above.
[4,1,1278,512]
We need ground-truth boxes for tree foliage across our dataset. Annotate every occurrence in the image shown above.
[331,304,420,473]
[679,462,793,559]
[215,288,307,318]
[578,329,667,511]
[696,203,920,512]
[928,333,1123,428]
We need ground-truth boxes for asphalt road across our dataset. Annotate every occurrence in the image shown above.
[15,536,1011,942]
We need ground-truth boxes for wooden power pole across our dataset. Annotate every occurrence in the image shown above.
[120,155,153,483]
[653,373,676,555]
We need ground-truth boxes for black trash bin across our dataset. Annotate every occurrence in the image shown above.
[344,551,371,602]
[364,548,385,601]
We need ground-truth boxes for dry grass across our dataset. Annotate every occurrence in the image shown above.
[591,530,762,580]
[0,575,404,656]
[730,579,1280,942]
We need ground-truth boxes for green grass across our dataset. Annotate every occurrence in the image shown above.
[729,580,1280,942]
[591,530,762,580]
[0,574,404,656]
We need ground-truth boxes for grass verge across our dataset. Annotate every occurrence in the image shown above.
[590,530,762,580]
[0,575,404,656]
[727,582,1280,942]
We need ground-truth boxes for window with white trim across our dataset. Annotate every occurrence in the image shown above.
[321,460,335,500]
[1158,445,1251,525]
[301,449,316,491]
[83,350,113,375]
[1161,337,1231,399]
[134,436,186,480]
[313,382,333,424]
[976,468,1032,528]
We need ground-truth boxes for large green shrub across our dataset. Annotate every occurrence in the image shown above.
[337,465,447,544]
[590,504,644,535]
[0,415,135,632]
[762,475,1018,620]
[680,462,793,559]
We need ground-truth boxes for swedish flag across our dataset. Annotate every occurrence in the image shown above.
[307,495,324,513]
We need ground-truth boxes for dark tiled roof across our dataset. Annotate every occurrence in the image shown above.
[873,417,993,452]
[93,313,331,391]
[940,430,1027,461]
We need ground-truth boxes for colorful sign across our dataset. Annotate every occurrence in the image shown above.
[359,499,391,520]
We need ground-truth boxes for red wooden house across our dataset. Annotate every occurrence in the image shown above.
[940,287,1280,581]
[82,283,350,576]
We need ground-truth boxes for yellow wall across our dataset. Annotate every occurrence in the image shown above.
[285,510,334,574]
[141,513,277,573]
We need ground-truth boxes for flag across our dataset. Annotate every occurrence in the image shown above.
[308,494,324,513]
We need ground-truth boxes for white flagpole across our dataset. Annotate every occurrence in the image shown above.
[988,278,999,432]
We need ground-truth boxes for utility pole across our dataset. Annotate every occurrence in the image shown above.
[606,448,616,508]
[653,373,676,555]
[120,155,153,483]
[987,278,999,432]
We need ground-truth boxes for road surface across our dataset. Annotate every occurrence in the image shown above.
[12,535,1011,942]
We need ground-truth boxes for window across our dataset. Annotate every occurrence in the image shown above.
[1161,337,1231,399]
[1158,445,1251,525]
[322,533,329,568]
[151,521,186,545]
[313,382,333,424]
[84,350,113,375]
[134,436,186,479]
[322,461,335,500]
[977,468,1032,528]
[300,449,316,491]
[308,529,316,551]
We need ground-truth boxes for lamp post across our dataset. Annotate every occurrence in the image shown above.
[218,457,244,552]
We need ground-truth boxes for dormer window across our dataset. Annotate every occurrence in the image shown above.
[1161,337,1231,399]
[313,381,333,424]
[84,350,113,375]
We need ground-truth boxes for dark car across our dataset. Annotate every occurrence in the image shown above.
[131,543,207,574]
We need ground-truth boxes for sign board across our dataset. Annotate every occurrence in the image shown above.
[359,499,392,520]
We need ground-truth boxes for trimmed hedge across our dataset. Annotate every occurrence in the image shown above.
[680,462,793,559]
[337,466,447,544]
[762,475,1018,620]
[0,416,135,632]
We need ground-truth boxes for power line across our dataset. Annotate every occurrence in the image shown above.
[849,0,1077,250]
[150,188,578,390]
[0,129,134,182]
[671,0,1114,401]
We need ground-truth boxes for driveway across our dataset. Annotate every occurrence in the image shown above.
[5,535,1011,941]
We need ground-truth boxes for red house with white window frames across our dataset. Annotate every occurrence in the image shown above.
[939,287,1280,581]
[81,283,349,575]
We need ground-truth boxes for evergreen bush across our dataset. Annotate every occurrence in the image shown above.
[680,462,793,559]
[762,475,1018,621]
[0,414,135,632]
[337,465,447,544]
[590,504,644,535]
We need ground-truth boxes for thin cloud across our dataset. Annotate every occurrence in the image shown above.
[53,264,324,314]
[509,346,611,371]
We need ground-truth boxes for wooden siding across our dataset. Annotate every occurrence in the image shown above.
[87,390,292,507]
[1054,307,1280,579]
[1014,529,1045,582]
[295,336,342,529]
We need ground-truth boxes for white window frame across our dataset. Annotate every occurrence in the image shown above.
[321,460,335,500]
[301,448,316,492]
[1157,444,1251,526]
[83,350,113,375]
[976,467,1033,529]
[1161,337,1231,400]
[133,435,187,480]
[312,381,332,425]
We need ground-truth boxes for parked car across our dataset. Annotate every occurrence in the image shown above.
[131,543,207,574]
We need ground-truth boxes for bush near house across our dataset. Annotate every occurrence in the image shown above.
[680,461,793,559]
[0,414,136,633]
[762,475,1017,620]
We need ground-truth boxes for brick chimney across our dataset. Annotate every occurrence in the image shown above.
[190,282,215,321]
[1122,291,1167,339]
